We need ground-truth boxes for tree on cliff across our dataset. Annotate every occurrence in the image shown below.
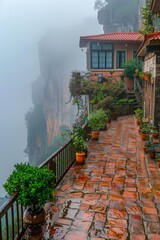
[94,0,139,33]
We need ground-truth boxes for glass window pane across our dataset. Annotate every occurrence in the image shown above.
[91,43,102,50]
[103,44,113,50]
[91,51,98,68]
[116,52,120,68]
[99,52,105,68]
[116,51,125,68]
[106,52,113,68]
[133,50,137,58]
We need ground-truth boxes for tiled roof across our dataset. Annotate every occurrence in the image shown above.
[137,32,160,56]
[80,32,143,47]
[145,32,160,41]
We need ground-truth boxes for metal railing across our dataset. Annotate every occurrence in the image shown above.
[0,193,26,240]
[0,124,91,239]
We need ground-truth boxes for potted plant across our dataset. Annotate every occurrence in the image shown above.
[138,71,144,79]
[147,145,156,159]
[88,109,107,140]
[143,140,152,153]
[144,71,152,81]
[140,125,150,140]
[72,135,88,163]
[3,163,55,236]
[150,129,158,138]
[134,108,143,125]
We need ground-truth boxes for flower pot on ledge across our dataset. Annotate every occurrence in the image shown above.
[91,131,99,140]
[76,152,86,163]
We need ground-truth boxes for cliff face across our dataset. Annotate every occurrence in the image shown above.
[25,35,73,165]
[96,0,139,33]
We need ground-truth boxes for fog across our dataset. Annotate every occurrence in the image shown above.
[0,0,102,196]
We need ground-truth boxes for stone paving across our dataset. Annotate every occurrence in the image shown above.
[42,116,160,239]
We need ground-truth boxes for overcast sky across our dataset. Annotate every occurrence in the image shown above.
[0,0,102,196]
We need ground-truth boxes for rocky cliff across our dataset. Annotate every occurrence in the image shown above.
[25,34,73,165]
[95,0,141,33]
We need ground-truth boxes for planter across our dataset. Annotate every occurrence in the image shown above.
[144,75,151,81]
[136,119,141,125]
[143,146,148,153]
[76,152,86,163]
[141,133,148,141]
[23,207,46,236]
[91,131,99,140]
[152,133,158,138]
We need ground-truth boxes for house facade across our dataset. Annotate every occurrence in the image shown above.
[79,32,143,90]
[137,0,160,124]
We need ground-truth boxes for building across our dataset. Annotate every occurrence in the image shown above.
[137,0,160,124]
[80,32,143,90]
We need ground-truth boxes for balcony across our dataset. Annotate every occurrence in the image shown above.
[1,115,160,239]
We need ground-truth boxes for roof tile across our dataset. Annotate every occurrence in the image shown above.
[80,32,143,47]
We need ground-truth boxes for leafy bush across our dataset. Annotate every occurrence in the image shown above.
[3,163,55,208]
[122,58,142,80]
[72,135,88,153]
[88,109,107,130]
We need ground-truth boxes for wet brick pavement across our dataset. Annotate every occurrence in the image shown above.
[26,116,160,240]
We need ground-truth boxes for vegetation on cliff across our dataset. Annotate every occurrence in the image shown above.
[94,0,139,32]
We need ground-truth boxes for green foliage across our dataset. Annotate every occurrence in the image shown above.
[139,0,154,34]
[88,109,107,130]
[122,58,142,80]
[144,140,152,147]
[147,145,156,153]
[72,135,88,153]
[3,163,55,208]
[25,104,47,164]
[134,108,143,120]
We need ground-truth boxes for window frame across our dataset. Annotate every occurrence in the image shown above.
[90,42,114,69]
[116,50,126,69]
[132,50,137,59]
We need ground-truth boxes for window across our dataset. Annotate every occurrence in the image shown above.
[91,43,113,69]
[132,50,137,59]
[116,51,126,69]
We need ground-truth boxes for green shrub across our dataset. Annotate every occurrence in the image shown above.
[3,163,55,207]
[88,109,107,130]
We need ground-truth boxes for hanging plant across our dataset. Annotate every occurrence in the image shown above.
[139,0,154,35]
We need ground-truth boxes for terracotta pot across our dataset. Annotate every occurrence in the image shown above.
[141,134,148,141]
[152,133,158,138]
[144,75,151,81]
[23,207,46,236]
[91,131,99,140]
[149,152,156,159]
[143,146,148,153]
[76,152,86,163]
[136,119,141,125]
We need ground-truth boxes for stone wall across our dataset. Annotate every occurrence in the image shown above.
[154,53,160,124]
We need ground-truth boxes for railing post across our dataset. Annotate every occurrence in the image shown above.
[48,160,56,182]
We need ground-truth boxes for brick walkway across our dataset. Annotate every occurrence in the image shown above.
[42,116,160,239]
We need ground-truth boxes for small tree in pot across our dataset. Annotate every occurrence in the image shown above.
[73,135,88,163]
[88,109,107,140]
[3,163,55,236]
